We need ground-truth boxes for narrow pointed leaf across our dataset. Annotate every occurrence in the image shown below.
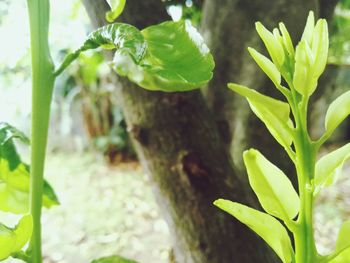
[243,149,299,220]
[312,19,328,77]
[106,0,126,22]
[248,47,281,87]
[255,22,285,67]
[315,143,350,194]
[301,11,315,45]
[325,91,350,136]
[279,23,294,56]
[214,200,294,263]
[91,255,138,263]
[228,83,293,148]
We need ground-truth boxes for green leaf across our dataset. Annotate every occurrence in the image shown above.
[91,255,138,263]
[228,83,293,148]
[0,215,33,261]
[106,0,126,23]
[55,23,147,77]
[325,91,350,136]
[56,21,214,92]
[134,20,214,91]
[243,149,299,220]
[278,22,294,57]
[214,200,294,263]
[0,129,59,214]
[328,221,350,263]
[248,47,281,87]
[0,123,29,146]
[315,143,350,194]
[301,11,315,45]
[255,22,285,68]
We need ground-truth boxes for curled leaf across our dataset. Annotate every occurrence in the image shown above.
[106,0,126,22]
[214,199,294,263]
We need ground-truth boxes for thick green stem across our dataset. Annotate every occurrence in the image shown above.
[26,0,54,262]
[293,97,318,263]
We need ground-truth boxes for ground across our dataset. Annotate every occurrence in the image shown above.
[1,149,350,263]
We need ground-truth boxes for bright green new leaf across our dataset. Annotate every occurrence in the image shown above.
[278,23,294,57]
[91,255,138,263]
[325,90,350,136]
[301,11,315,45]
[106,0,126,22]
[228,83,293,148]
[243,149,299,220]
[0,129,59,214]
[255,22,285,68]
[315,143,350,194]
[329,221,350,263]
[55,23,147,77]
[248,47,281,87]
[214,200,294,263]
[0,215,33,261]
[312,19,328,78]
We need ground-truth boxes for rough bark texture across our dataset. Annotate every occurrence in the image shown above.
[82,1,279,262]
[201,0,317,184]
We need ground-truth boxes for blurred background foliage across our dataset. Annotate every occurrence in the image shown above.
[0,0,350,262]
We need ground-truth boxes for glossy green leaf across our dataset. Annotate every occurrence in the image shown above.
[325,90,350,136]
[0,215,33,261]
[228,83,293,148]
[0,128,59,214]
[91,255,138,263]
[315,143,350,194]
[248,47,281,87]
[131,20,214,91]
[214,200,294,263]
[255,22,285,68]
[55,23,147,76]
[106,0,126,22]
[243,149,299,220]
[329,221,350,263]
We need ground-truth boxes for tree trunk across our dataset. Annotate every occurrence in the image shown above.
[82,1,279,262]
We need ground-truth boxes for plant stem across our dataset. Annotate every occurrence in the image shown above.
[293,97,318,263]
[26,0,54,262]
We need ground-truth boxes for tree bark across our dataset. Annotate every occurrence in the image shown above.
[82,1,279,262]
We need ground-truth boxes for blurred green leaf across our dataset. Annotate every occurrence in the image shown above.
[0,123,29,146]
[243,149,299,221]
[106,0,126,23]
[329,221,350,262]
[325,90,350,137]
[315,143,350,194]
[91,255,138,263]
[0,124,59,214]
[214,200,294,263]
[228,83,293,148]
[0,215,33,261]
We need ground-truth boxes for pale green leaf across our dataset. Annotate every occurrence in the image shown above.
[228,83,293,148]
[278,23,294,57]
[329,221,350,263]
[301,11,315,45]
[0,215,32,261]
[325,91,350,136]
[248,47,281,87]
[243,149,299,220]
[214,200,294,263]
[315,143,350,194]
[106,0,126,22]
[312,19,328,77]
[91,255,138,263]
[255,22,285,67]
